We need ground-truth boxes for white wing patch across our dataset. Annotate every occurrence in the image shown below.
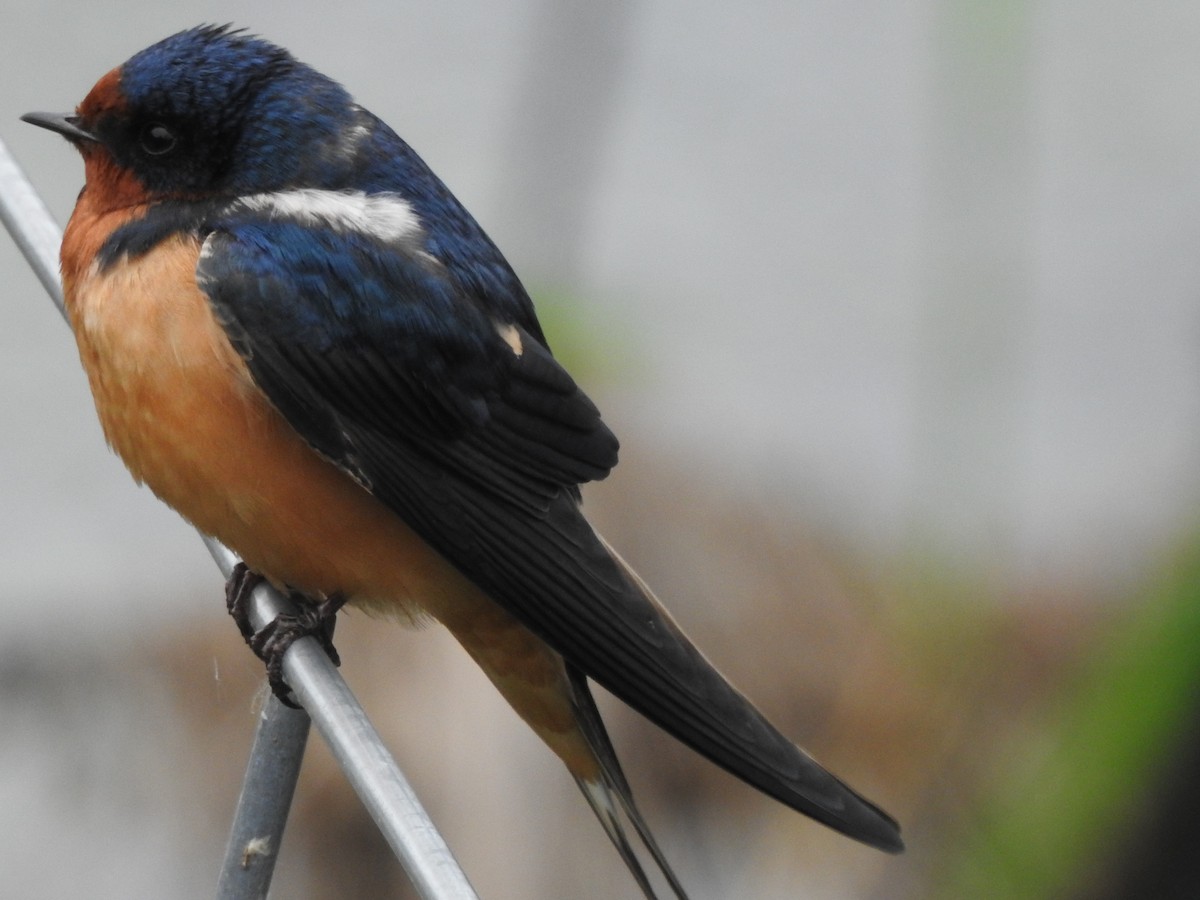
[236,189,426,247]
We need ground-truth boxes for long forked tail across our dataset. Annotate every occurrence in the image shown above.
[567,665,691,900]
[590,532,903,854]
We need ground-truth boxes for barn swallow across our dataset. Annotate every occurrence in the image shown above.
[23,25,902,896]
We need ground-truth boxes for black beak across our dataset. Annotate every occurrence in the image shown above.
[21,111,97,144]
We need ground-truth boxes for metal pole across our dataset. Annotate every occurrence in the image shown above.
[0,138,65,310]
[206,543,313,900]
[0,136,479,900]
[206,542,481,900]
[216,694,311,899]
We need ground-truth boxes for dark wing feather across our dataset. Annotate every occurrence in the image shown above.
[201,223,616,511]
[197,221,902,852]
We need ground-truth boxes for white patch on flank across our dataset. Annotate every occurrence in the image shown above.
[237,189,426,247]
[197,233,217,267]
[495,321,524,357]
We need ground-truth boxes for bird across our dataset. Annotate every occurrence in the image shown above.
[23,24,902,896]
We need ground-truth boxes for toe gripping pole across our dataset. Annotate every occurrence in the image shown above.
[0,138,479,900]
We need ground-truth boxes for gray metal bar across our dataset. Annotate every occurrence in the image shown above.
[0,139,65,310]
[205,543,480,900]
[216,695,311,899]
[0,135,479,900]
[207,543,312,899]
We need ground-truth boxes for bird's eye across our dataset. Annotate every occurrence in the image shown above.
[139,122,178,156]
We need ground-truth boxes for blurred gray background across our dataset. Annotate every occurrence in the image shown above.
[3,2,1200,898]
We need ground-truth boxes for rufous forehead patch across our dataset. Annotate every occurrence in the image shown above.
[77,67,126,119]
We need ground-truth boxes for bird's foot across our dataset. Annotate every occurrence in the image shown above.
[225,562,264,641]
[224,562,346,708]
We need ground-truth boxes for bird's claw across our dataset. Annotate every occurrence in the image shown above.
[225,562,264,641]
[224,562,346,708]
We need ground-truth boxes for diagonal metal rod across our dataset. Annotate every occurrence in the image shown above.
[0,136,479,900]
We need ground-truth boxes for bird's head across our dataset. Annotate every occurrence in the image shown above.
[23,25,365,209]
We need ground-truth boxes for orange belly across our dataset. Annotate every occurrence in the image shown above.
[66,233,455,617]
[62,229,595,773]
